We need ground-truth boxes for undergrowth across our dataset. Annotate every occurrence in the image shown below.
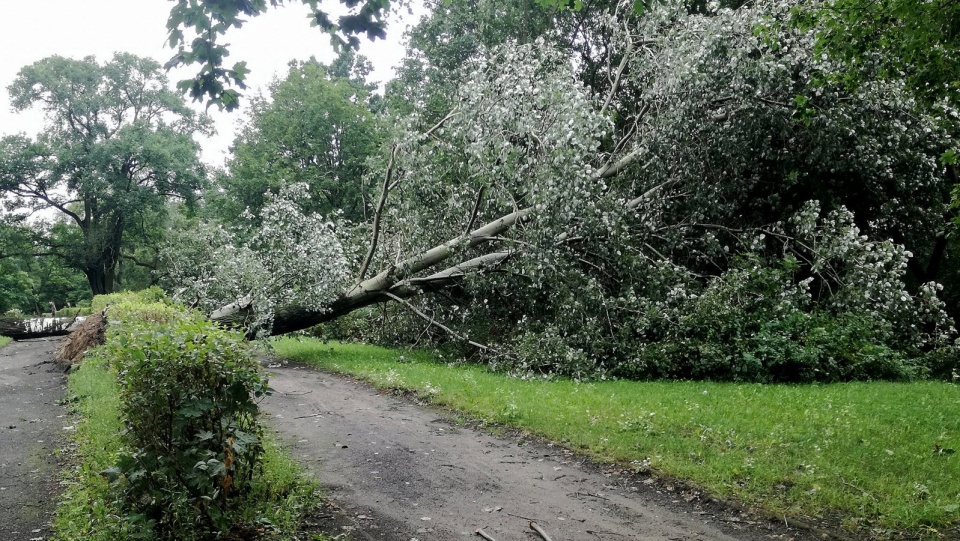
[0,336,10,348]
[273,337,960,538]
[54,291,329,540]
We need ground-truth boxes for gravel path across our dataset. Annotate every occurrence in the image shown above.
[262,358,818,541]
[0,338,67,541]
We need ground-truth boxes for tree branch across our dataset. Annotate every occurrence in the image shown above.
[121,253,157,270]
[597,148,643,179]
[600,19,634,117]
[464,185,487,235]
[381,291,504,355]
[357,144,398,282]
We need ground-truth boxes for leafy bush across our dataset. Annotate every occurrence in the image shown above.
[91,287,169,313]
[96,295,269,538]
[486,203,958,383]
[603,203,957,382]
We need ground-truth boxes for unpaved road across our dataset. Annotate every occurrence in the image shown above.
[263,359,821,541]
[0,338,67,541]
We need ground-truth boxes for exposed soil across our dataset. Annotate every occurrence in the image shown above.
[0,338,68,541]
[262,358,837,541]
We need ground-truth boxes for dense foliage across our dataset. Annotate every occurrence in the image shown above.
[161,184,350,336]
[0,54,208,295]
[1,221,92,315]
[319,0,959,381]
[150,0,960,382]
[92,290,269,538]
[212,55,381,223]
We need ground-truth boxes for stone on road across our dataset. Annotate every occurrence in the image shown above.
[0,338,67,541]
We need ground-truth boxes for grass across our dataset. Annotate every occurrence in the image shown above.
[0,336,10,348]
[54,354,329,541]
[273,337,960,537]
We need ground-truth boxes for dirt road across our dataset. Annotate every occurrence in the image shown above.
[262,359,818,541]
[0,338,66,541]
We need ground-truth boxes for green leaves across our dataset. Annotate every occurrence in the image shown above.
[216,56,380,222]
[94,292,270,536]
[804,0,960,106]
[165,0,392,109]
[3,54,207,295]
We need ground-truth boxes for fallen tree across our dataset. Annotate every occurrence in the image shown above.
[186,6,956,385]
[209,209,532,336]
[0,316,85,340]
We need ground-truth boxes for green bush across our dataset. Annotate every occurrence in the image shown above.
[610,253,941,382]
[92,286,169,313]
[96,296,269,538]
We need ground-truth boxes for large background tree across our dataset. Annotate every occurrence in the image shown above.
[211,54,381,224]
[0,53,209,295]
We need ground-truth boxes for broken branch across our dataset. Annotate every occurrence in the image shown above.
[530,521,554,541]
[475,528,497,541]
[358,145,399,282]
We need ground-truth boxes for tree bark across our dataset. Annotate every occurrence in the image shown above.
[0,317,86,340]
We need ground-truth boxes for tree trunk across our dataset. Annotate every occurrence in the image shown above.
[84,258,118,296]
[209,161,661,338]
[85,269,110,296]
[0,316,86,340]
[209,209,529,337]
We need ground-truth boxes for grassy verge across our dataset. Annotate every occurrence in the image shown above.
[0,336,10,348]
[55,349,328,540]
[273,337,960,537]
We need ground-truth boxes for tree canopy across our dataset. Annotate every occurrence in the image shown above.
[0,53,209,295]
[212,55,381,223]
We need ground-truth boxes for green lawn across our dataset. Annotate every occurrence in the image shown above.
[273,337,960,536]
[0,336,11,348]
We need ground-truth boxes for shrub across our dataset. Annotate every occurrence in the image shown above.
[91,286,169,313]
[97,297,269,538]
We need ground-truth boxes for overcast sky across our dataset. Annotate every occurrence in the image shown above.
[0,0,424,167]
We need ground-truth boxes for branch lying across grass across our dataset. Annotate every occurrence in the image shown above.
[272,338,960,537]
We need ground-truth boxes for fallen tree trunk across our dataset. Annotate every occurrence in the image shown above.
[210,208,529,337]
[209,150,655,338]
[209,156,662,338]
[0,316,86,340]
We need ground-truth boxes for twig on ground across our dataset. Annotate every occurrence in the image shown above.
[530,521,554,541]
[506,512,540,522]
[475,528,497,541]
[575,491,610,501]
[293,413,323,419]
[838,475,878,501]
